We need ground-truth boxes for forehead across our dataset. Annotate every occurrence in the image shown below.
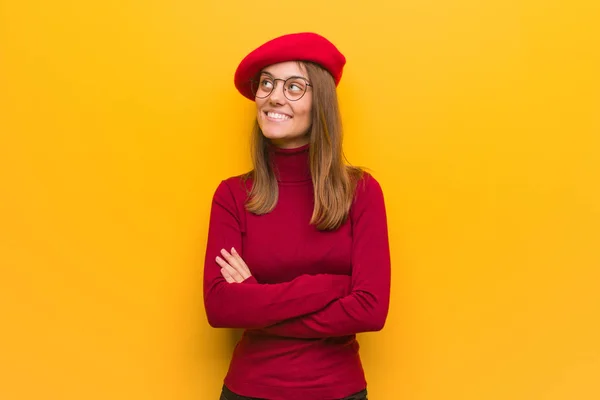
[261,61,307,78]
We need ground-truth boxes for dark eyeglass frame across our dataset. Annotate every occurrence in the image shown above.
[250,75,313,101]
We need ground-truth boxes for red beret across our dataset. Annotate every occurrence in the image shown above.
[234,32,346,100]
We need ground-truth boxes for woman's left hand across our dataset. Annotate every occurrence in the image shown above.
[216,247,253,283]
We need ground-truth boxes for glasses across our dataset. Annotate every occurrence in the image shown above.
[251,74,312,101]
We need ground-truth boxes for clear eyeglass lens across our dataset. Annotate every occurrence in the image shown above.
[252,77,307,100]
[284,79,306,100]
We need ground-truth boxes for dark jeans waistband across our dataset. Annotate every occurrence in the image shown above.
[220,385,368,400]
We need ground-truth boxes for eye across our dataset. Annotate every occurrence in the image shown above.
[260,77,274,89]
[287,80,306,92]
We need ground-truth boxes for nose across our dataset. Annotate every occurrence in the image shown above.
[268,81,286,105]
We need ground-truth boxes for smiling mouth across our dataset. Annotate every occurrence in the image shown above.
[265,111,292,121]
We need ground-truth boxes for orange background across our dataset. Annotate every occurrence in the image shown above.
[1,0,599,399]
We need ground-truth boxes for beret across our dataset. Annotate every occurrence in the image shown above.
[234,32,346,100]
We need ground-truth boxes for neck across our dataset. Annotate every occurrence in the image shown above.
[268,143,312,183]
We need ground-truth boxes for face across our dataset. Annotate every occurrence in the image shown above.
[255,62,313,149]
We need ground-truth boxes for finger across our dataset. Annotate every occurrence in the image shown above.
[230,247,252,279]
[220,249,248,280]
[216,254,244,282]
[220,267,236,283]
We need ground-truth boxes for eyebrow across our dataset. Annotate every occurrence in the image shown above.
[260,71,309,81]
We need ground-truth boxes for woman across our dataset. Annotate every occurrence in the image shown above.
[203,32,391,400]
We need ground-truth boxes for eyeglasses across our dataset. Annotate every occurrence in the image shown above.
[251,74,312,101]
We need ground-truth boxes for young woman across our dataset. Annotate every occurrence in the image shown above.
[203,32,391,400]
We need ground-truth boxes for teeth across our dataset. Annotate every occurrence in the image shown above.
[267,112,291,120]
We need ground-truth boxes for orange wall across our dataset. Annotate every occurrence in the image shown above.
[1,1,599,399]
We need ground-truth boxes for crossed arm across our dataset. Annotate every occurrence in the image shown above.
[203,176,391,337]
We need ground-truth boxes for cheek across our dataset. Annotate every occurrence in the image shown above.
[302,109,313,127]
[302,113,312,127]
[295,102,312,125]
[255,99,266,114]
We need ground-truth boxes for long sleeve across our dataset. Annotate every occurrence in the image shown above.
[256,175,391,338]
[203,179,352,329]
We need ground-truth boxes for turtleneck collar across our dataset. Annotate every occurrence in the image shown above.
[268,143,312,183]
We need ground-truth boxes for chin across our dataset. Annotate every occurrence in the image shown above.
[262,126,295,138]
[261,131,283,140]
[259,124,310,146]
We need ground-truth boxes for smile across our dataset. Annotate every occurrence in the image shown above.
[265,111,292,121]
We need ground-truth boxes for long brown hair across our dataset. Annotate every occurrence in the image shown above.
[243,62,363,231]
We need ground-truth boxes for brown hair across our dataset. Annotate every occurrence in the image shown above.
[243,62,363,231]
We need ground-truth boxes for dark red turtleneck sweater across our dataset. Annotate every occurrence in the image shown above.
[203,144,391,400]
